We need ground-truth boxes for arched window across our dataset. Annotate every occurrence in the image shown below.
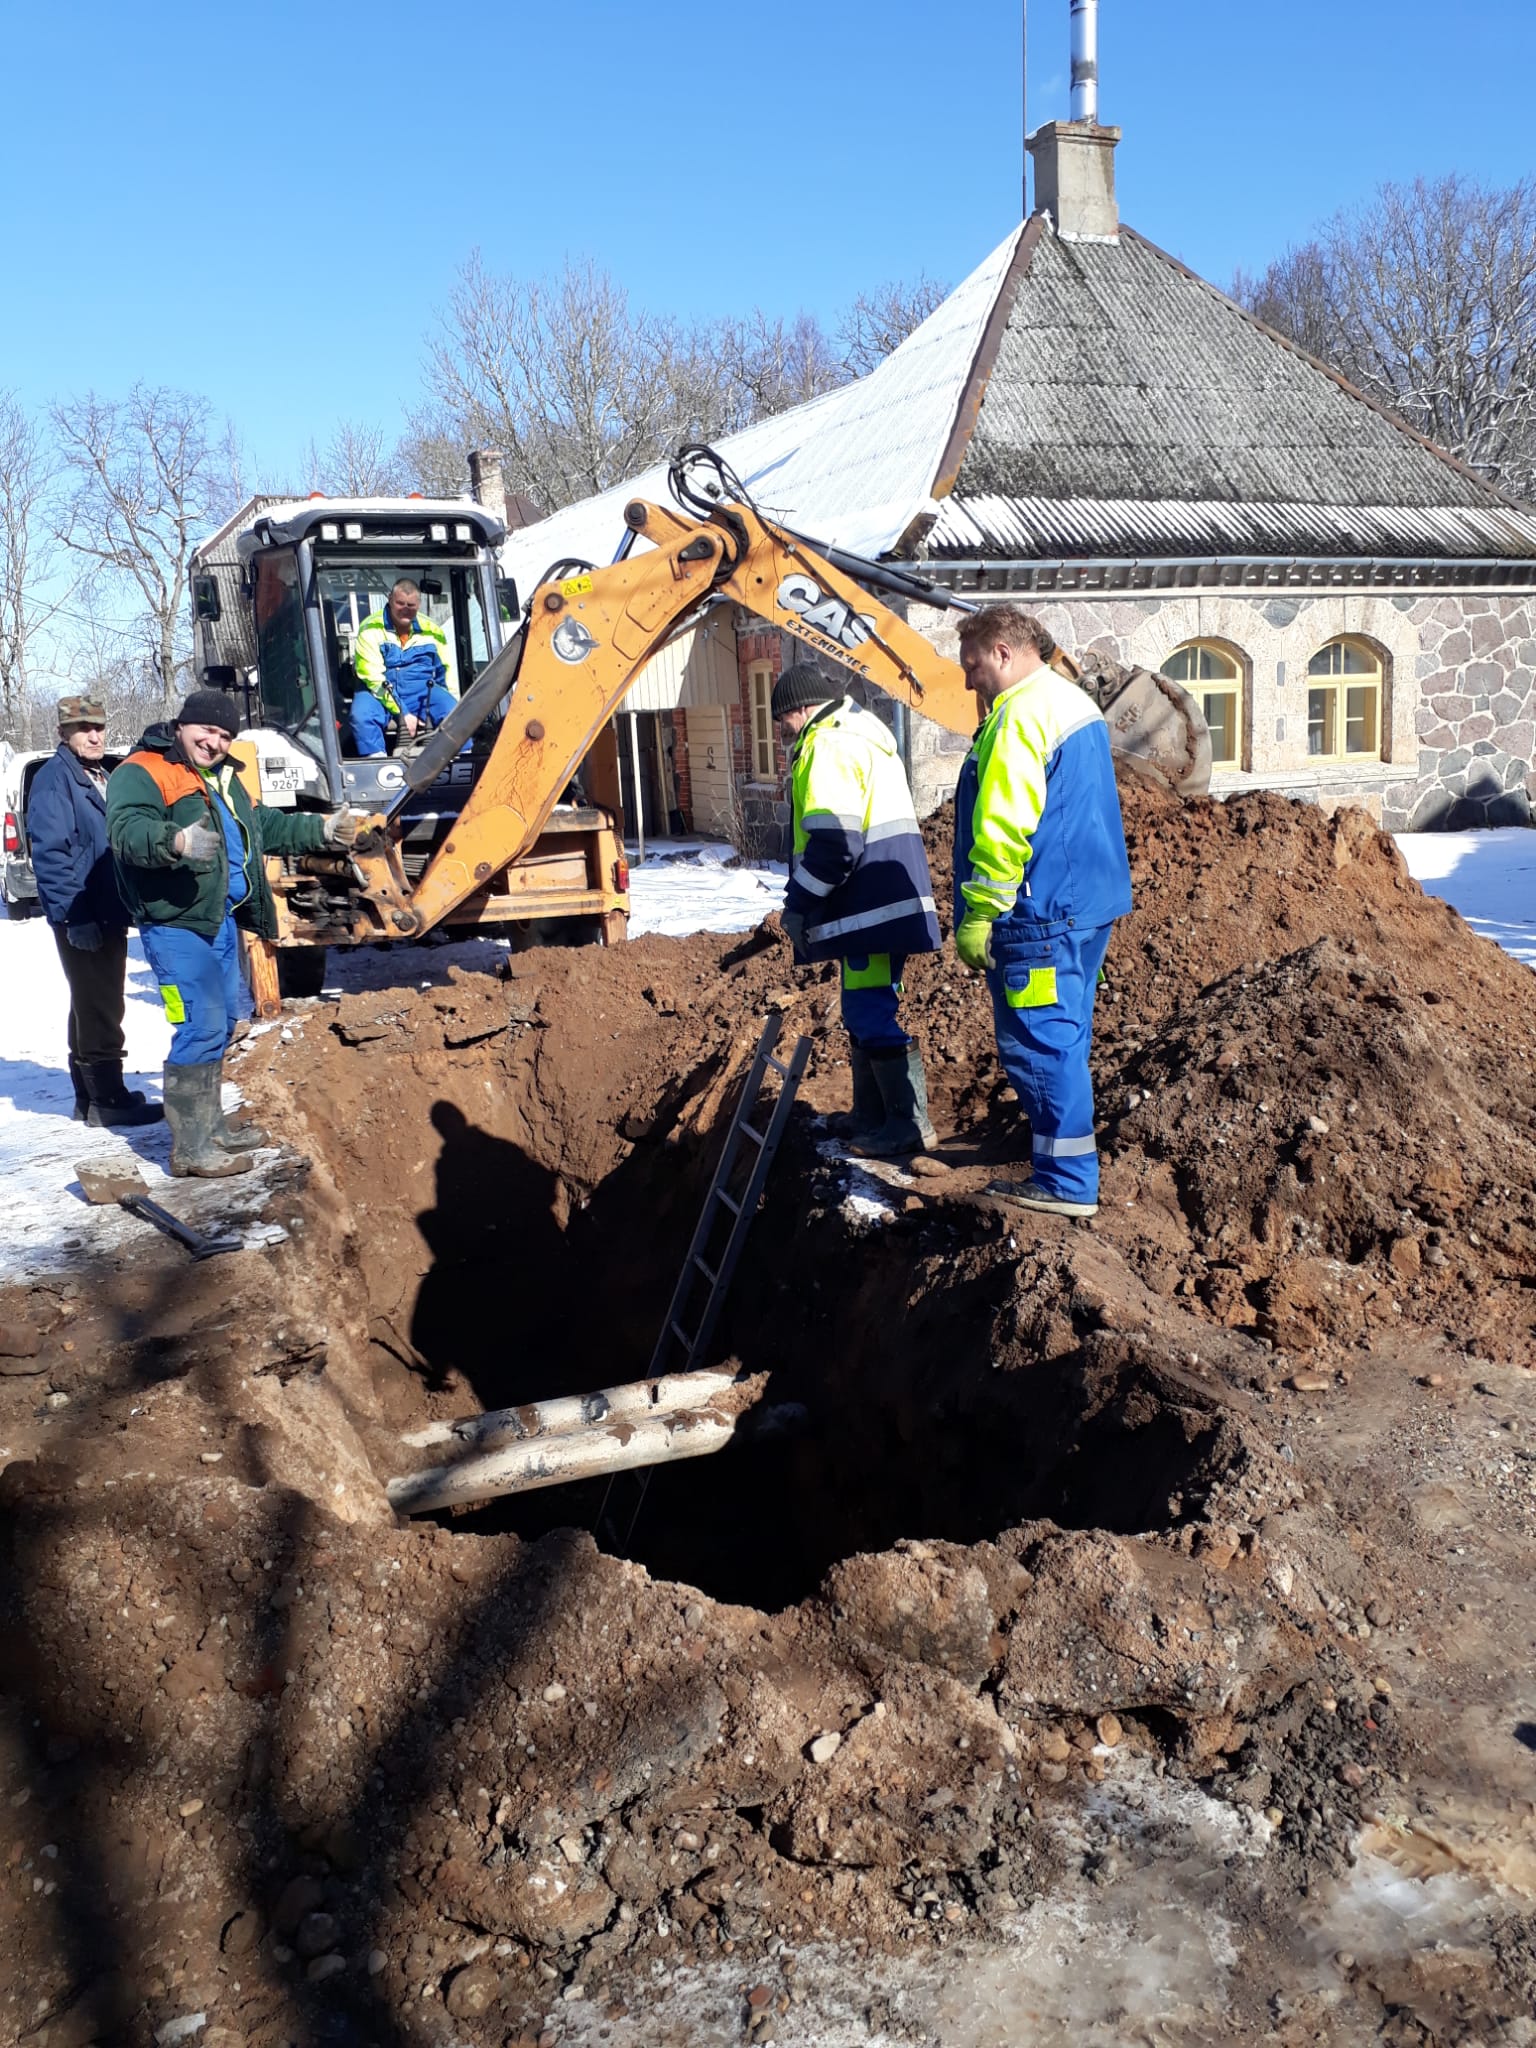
[1307,639,1382,759]
[1162,641,1242,766]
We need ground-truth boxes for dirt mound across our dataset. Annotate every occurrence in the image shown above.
[5,774,1536,2043]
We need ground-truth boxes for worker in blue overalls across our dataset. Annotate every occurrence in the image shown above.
[347,578,456,756]
[952,606,1132,1218]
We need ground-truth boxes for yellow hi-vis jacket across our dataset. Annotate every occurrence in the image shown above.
[352,608,455,716]
[785,697,940,963]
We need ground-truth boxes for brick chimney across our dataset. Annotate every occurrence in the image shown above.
[1027,120,1121,244]
[467,447,508,525]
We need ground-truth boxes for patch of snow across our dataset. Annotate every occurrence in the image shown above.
[1395,827,1536,968]
[628,843,784,939]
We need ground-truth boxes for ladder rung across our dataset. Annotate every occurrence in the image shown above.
[764,1056,789,1077]
[738,1123,766,1146]
[716,1191,741,1214]
[693,1256,718,1284]
[669,1319,695,1347]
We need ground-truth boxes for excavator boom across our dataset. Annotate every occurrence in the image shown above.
[384,449,1212,939]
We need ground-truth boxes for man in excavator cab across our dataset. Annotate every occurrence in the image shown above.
[346,577,458,757]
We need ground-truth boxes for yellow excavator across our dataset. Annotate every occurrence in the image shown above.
[236,447,1210,1016]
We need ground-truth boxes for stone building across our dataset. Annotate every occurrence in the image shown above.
[501,122,1536,845]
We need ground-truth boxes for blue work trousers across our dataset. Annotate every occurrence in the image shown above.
[839,952,909,1051]
[347,682,458,757]
[139,915,247,1065]
[986,922,1114,1204]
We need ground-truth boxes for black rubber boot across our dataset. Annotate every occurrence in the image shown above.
[163,1063,254,1179]
[68,1055,90,1121]
[986,1179,1098,1219]
[828,1045,885,1146]
[851,1045,937,1158]
[83,1060,164,1128]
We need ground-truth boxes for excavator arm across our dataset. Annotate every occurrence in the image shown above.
[387,451,1209,938]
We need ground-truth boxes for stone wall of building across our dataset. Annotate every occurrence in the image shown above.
[904,590,1536,831]
[676,587,1535,853]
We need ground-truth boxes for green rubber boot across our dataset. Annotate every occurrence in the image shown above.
[828,1045,885,1147]
[163,1063,255,1179]
[851,1045,937,1158]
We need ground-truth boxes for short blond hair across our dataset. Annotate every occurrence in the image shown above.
[957,604,1056,662]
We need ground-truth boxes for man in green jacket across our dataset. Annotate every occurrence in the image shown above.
[108,690,359,1178]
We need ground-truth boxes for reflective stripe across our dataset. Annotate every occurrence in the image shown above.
[801,809,865,835]
[1049,703,1104,751]
[790,862,838,898]
[841,952,894,991]
[808,894,936,943]
[1032,1132,1097,1157]
[865,817,923,847]
[158,983,187,1025]
[1004,966,1058,1009]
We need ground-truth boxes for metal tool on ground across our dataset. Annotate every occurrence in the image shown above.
[75,1160,245,1261]
[385,1366,765,1517]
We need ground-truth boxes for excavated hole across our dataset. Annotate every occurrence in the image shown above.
[351,1070,1226,1612]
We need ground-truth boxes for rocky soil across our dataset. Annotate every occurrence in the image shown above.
[2,775,1535,2047]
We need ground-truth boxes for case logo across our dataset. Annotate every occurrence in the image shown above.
[776,573,875,653]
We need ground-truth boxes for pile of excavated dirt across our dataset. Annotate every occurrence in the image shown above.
[3,777,1536,2048]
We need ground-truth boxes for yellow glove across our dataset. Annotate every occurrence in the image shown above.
[955,912,996,973]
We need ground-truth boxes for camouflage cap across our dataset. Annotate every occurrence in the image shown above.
[57,694,108,729]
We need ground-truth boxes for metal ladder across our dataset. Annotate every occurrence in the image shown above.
[598,1011,810,1550]
[650,1010,812,1376]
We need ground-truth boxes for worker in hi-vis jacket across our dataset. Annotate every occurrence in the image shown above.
[774,663,941,1156]
[952,605,1132,1219]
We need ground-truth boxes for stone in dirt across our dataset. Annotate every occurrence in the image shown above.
[445,1962,502,2018]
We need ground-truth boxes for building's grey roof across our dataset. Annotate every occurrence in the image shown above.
[929,493,1536,563]
[937,225,1536,562]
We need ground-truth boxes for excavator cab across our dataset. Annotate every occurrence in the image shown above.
[190,497,630,994]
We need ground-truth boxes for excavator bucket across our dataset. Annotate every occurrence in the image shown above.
[1072,653,1213,800]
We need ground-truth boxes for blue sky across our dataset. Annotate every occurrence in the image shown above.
[7,0,1535,490]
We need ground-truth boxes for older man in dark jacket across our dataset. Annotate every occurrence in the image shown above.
[28,693,161,1127]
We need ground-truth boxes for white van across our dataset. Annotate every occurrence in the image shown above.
[1,747,52,918]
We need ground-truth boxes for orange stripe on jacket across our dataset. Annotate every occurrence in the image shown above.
[121,751,210,809]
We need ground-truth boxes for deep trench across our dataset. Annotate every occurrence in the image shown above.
[365,1082,1222,1612]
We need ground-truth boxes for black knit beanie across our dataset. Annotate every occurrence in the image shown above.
[176,690,241,736]
[770,664,836,719]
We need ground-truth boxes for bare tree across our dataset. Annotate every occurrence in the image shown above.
[306,418,406,497]
[427,254,795,510]
[397,407,468,498]
[712,311,843,426]
[0,393,70,743]
[52,385,232,709]
[55,583,167,747]
[839,275,949,378]
[1233,177,1536,496]
[424,258,953,510]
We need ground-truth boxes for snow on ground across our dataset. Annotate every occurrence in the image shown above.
[626,840,786,937]
[0,919,290,1283]
[0,845,783,1283]
[1395,830,1536,969]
